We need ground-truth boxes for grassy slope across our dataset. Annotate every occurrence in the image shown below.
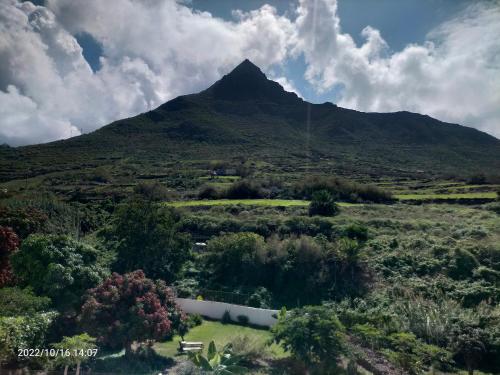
[154,320,286,359]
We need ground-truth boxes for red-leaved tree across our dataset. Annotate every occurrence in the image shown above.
[0,226,20,287]
[80,270,185,356]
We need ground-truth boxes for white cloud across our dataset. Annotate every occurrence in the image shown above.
[0,0,294,145]
[273,76,303,98]
[294,0,500,138]
[0,0,499,145]
[0,85,78,145]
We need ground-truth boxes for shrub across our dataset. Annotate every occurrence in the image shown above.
[351,323,387,349]
[467,173,487,185]
[225,180,264,199]
[385,332,453,374]
[294,176,393,203]
[187,314,203,327]
[231,334,271,364]
[309,190,339,216]
[272,305,345,366]
[344,224,369,242]
[198,185,220,199]
[247,287,272,308]
[88,167,111,183]
[0,287,51,316]
[133,181,170,201]
[448,248,479,279]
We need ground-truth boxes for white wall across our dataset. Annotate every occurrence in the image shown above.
[175,298,279,327]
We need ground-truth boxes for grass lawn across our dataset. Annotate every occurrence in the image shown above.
[166,199,359,207]
[154,320,286,359]
[395,192,497,200]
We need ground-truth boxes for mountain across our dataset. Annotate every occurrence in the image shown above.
[1,59,499,187]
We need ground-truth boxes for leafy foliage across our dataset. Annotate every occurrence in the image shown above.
[0,206,47,239]
[0,226,19,287]
[272,305,345,367]
[109,200,191,281]
[0,287,51,316]
[309,190,339,216]
[0,312,57,367]
[51,333,97,372]
[188,340,247,374]
[296,176,394,203]
[80,270,185,355]
[205,232,265,287]
[11,235,106,314]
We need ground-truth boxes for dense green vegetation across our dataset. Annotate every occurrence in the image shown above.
[0,60,499,374]
[1,189,498,374]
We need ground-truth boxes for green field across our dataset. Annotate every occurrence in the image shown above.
[154,320,286,359]
[166,199,360,207]
[395,192,497,200]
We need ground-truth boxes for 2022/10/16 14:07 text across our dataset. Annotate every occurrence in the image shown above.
[18,348,99,358]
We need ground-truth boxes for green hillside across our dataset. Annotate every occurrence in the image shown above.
[0,60,499,200]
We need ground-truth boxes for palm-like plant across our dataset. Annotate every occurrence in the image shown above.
[188,341,247,374]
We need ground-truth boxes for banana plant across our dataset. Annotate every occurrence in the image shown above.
[188,340,247,374]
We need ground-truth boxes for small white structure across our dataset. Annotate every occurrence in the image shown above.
[175,298,279,327]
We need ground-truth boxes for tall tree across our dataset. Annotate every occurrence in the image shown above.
[11,235,106,314]
[80,270,185,357]
[110,200,190,281]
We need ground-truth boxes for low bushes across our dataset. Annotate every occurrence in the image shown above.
[293,176,394,203]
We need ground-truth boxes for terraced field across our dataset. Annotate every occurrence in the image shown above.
[395,192,497,200]
[166,199,359,207]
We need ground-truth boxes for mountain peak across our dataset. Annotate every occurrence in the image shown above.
[230,59,265,77]
[203,59,301,104]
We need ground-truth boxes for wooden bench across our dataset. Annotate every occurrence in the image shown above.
[178,341,204,353]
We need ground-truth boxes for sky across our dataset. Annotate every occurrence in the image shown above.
[0,0,499,146]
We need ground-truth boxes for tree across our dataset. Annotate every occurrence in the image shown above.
[133,181,170,202]
[110,200,190,281]
[272,305,345,368]
[11,235,106,314]
[451,326,486,375]
[206,232,266,286]
[0,206,47,240]
[0,226,19,287]
[0,287,51,316]
[52,333,97,375]
[309,190,339,216]
[0,312,57,368]
[80,270,185,357]
[188,340,247,374]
